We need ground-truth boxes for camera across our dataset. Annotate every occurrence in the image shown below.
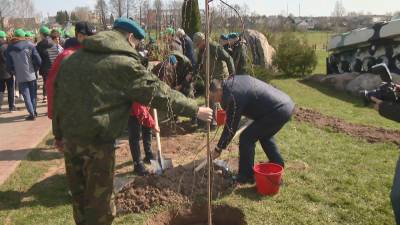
[360,63,399,105]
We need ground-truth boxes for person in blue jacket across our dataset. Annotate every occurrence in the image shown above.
[6,29,42,120]
[210,75,295,184]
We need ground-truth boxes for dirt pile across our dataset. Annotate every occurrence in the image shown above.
[294,107,400,146]
[115,185,187,213]
[145,204,247,225]
[116,162,234,214]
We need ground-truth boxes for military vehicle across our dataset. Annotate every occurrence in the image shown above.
[327,19,400,75]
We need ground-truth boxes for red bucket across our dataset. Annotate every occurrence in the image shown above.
[253,163,283,196]
[216,109,226,126]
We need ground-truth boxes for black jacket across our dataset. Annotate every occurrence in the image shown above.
[0,40,11,80]
[379,102,400,122]
[36,38,54,75]
[217,75,294,149]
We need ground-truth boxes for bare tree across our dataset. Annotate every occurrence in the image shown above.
[109,0,126,18]
[0,0,36,29]
[141,0,150,28]
[166,0,182,28]
[96,0,108,29]
[74,6,91,22]
[332,0,346,31]
[393,11,400,20]
[14,0,35,18]
[154,0,163,38]
[332,0,346,18]
[0,0,16,29]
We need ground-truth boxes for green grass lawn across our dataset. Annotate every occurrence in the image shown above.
[0,121,397,225]
[1,74,398,224]
[271,78,399,130]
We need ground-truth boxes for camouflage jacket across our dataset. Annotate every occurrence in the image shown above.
[171,51,193,85]
[198,41,235,81]
[151,51,193,88]
[52,30,199,143]
[232,41,249,75]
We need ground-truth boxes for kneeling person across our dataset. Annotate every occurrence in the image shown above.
[210,75,295,184]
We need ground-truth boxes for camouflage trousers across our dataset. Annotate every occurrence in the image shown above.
[64,141,116,225]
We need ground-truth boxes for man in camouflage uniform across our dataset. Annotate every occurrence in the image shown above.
[219,34,232,56]
[52,18,212,225]
[151,52,194,98]
[193,32,235,82]
[170,51,195,98]
[192,32,235,128]
[228,32,249,75]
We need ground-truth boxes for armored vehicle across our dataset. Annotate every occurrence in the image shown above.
[327,19,400,74]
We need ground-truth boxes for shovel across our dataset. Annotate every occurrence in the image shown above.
[151,108,173,175]
[194,119,254,172]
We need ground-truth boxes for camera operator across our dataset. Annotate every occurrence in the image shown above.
[371,83,400,225]
[370,83,400,122]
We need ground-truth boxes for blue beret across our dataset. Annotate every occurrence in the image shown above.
[220,34,229,40]
[228,32,240,39]
[168,55,177,65]
[113,17,145,40]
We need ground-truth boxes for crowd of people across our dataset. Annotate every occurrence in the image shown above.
[0,23,95,120]
[27,16,288,225]
[2,16,399,225]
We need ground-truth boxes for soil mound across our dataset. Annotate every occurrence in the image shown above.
[116,162,234,214]
[146,204,247,225]
[294,107,400,146]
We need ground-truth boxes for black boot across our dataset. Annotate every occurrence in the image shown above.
[143,153,155,164]
[232,174,255,184]
[25,114,36,121]
[134,162,149,176]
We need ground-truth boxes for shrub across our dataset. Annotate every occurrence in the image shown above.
[272,33,317,76]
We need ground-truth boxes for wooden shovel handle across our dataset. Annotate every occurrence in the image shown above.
[153,109,164,169]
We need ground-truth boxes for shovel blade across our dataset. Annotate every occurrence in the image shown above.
[162,158,173,170]
[151,159,163,175]
[150,158,173,175]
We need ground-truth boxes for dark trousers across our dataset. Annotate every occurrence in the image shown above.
[19,80,37,116]
[127,116,153,165]
[42,74,47,97]
[238,104,294,179]
[391,156,400,225]
[0,77,15,109]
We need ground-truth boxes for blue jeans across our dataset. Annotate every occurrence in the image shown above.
[238,104,294,179]
[19,80,37,116]
[0,77,15,109]
[391,157,400,225]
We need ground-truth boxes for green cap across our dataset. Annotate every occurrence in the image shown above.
[0,31,6,38]
[14,29,26,38]
[64,30,70,37]
[166,27,175,35]
[40,26,50,35]
[25,31,34,37]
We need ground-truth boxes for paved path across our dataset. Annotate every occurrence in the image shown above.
[0,78,51,185]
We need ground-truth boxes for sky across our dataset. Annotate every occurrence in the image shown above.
[34,0,399,17]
